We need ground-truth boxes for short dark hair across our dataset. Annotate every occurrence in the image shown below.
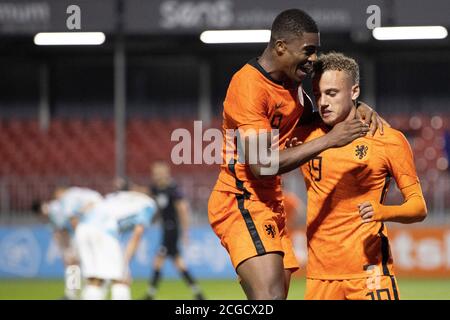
[270,9,319,46]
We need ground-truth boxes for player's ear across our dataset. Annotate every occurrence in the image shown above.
[274,39,287,55]
[351,84,360,101]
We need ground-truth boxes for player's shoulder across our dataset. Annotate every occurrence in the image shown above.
[119,190,150,199]
[168,181,181,193]
[168,180,178,189]
[67,186,97,196]
[374,126,410,146]
[231,59,270,87]
[371,127,414,159]
[232,60,258,78]
[65,186,81,195]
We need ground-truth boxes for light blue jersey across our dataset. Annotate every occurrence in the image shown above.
[47,200,68,230]
[48,187,103,232]
[82,191,157,238]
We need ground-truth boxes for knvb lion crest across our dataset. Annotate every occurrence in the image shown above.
[264,224,276,239]
[355,145,368,159]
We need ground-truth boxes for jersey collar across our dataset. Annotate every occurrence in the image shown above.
[248,57,283,86]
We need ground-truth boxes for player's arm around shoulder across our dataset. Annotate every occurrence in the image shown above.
[291,114,326,143]
[248,120,370,178]
[359,128,427,224]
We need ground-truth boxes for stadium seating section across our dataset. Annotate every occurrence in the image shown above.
[0,115,448,212]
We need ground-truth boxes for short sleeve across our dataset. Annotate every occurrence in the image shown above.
[385,130,420,190]
[224,73,272,135]
[135,199,158,228]
[171,183,184,201]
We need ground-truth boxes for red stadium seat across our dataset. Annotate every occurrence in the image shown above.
[3,115,447,213]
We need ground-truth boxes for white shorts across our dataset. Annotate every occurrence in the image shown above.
[74,224,125,281]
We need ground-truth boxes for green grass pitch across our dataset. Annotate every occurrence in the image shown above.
[1,278,450,300]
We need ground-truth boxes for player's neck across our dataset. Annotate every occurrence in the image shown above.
[258,50,287,84]
[155,180,170,188]
[325,105,357,131]
[346,105,357,121]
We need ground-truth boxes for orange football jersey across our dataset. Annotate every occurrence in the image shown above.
[298,123,420,279]
[213,58,311,201]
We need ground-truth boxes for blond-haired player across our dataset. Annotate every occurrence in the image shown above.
[292,52,427,300]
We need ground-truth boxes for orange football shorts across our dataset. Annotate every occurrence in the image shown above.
[305,275,401,300]
[208,190,300,272]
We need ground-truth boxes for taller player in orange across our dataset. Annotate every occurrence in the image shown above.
[296,52,427,300]
[208,9,387,300]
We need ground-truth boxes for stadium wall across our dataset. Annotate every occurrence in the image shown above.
[291,227,450,278]
[1,225,450,279]
[0,225,235,279]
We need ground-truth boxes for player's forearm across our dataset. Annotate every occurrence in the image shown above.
[53,230,66,250]
[277,134,332,174]
[179,210,189,233]
[124,231,142,263]
[59,230,71,249]
[249,119,369,178]
[373,184,427,224]
[124,239,139,263]
[176,200,190,234]
[250,134,331,178]
[54,229,72,252]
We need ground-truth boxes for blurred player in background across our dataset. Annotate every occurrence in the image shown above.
[75,190,157,300]
[32,186,103,300]
[282,191,305,233]
[292,52,427,300]
[113,176,149,194]
[208,8,385,300]
[143,160,205,300]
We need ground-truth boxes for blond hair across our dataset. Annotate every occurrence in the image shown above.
[313,52,359,84]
